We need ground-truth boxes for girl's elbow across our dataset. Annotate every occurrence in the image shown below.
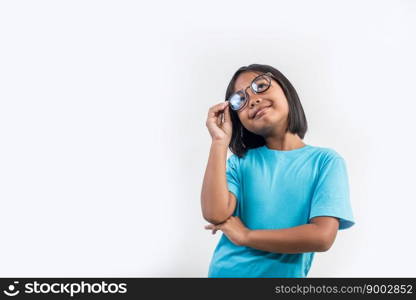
[202,212,228,225]
[316,235,336,252]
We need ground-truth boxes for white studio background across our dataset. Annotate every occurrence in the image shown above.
[0,0,415,277]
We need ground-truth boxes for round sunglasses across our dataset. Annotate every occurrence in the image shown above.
[227,72,276,111]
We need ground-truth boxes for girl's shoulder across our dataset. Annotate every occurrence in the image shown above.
[307,145,347,169]
[308,144,343,159]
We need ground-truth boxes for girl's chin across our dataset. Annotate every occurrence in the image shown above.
[253,122,275,134]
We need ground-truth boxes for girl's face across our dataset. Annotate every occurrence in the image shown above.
[233,71,290,137]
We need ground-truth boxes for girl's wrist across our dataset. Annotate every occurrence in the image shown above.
[242,229,253,247]
[211,139,229,149]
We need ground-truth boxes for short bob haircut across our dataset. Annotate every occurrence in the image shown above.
[225,64,308,158]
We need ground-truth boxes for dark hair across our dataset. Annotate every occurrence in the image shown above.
[225,63,308,158]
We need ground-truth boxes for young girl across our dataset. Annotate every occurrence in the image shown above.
[201,63,355,278]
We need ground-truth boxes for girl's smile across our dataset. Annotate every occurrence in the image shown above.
[253,105,272,120]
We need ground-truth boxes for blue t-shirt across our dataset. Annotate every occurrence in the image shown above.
[207,143,355,278]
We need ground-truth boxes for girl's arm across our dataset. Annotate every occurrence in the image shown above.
[201,141,236,225]
[243,216,339,253]
[201,101,234,225]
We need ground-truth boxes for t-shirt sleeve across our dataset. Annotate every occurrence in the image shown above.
[226,154,241,201]
[309,155,355,230]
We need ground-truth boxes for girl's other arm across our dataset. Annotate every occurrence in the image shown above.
[243,216,339,253]
[201,101,235,225]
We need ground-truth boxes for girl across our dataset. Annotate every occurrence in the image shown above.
[201,63,355,278]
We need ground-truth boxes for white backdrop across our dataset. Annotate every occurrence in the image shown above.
[1,0,415,277]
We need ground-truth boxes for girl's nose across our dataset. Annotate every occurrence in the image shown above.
[249,98,261,108]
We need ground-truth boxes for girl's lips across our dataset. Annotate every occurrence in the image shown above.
[254,106,270,120]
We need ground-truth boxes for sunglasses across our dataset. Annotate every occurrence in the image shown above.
[227,72,276,111]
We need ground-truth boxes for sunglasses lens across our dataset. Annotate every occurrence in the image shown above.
[228,92,245,110]
[251,75,270,93]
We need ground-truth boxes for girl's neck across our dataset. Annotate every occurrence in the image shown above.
[264,133,305,151]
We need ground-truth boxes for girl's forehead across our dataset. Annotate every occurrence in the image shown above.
[234,71,262,90]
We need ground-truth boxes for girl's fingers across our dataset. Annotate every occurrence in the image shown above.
[216,111,222,127]
[223,104,230,123]
[207,101,229,118]
[205,224,220,234]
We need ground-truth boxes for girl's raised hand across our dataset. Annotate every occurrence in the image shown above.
[205,101,232,145]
